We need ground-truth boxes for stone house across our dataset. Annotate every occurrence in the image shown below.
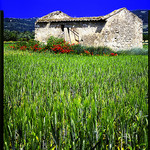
[35,8,143,51]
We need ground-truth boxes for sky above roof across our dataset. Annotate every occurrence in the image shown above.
[0,0,150,18]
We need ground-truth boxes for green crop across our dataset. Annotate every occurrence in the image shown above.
[4,48,148,149]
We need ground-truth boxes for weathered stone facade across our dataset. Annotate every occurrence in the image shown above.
[35,8,143,51]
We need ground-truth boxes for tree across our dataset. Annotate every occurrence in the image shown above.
[4,30,34,41]
[143,33,148,42]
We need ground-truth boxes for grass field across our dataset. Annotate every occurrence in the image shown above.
[4,44,148,149]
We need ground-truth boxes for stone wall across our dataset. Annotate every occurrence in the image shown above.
[35,22,62,43]
[35,21,106,45]
[60,21,106,46]
[98,9,143,51]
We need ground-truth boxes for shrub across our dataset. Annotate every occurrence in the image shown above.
[51,44,74,54]
[9,36,117,56]
[143,44,148,50]
[26,39,40,49]
[143,33,148,42]
[71,44,85,54]
[12,40,44,52]
[4,30,34,41]
[117,48,148,55]
[71,45,114,55]
[44,36,76,54]
[4,30,18,41]
[45,36,65,50]
[15,41,28,49]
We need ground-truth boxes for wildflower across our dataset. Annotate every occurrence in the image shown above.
[84,50,90,55]
[110,53,118,56]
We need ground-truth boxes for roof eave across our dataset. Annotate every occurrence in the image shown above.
[36,17,106,23]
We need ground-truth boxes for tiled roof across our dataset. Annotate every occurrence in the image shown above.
[37,16,105,22]
[36,8,126,23]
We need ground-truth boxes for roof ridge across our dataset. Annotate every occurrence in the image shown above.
[39,10,71,20]
[102,7,126,19]
[36,7,127,23]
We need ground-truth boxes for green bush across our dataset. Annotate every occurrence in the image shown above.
[15,41,28,49]
[143,44,148,50]
[71,44,114,55]
[85,46,114,55]
[4,30,18,41]
[9,35,117,56]
[71,44,85,54]
[32,36,115,55]
[4,30,34,41]
[143,34,148,42]
[17,31,35,41]
[13,40,43,52]
[26,39,40,48]
[45,36,65,50]
[117,48,148,55]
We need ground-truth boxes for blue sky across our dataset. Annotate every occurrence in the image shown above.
[0,0,150,18]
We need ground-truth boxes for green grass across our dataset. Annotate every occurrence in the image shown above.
[4,45,148,149]
[143,44,148,50]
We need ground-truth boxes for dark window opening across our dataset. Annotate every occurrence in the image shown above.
[37,22,47,28]
[61,25,64,32]
[67,27,69,33]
